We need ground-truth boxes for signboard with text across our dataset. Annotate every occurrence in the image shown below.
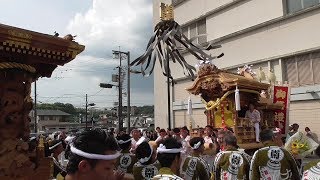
[273,86,289,134]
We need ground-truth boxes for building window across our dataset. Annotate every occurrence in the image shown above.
[286,0,320,14]
[197,19,207,44]
[283,51,320,87]
[181,19,207,44]
[172,0,186,6]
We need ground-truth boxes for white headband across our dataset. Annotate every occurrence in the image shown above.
[117,139,131,144]
[157,144,182,154]
[139,144,153,163]
[49,142,62,150]
[136,137,146,146]
[70,145,121,160]
[65,136,75,143]
[191,141,202,150]
[273,128,281,134]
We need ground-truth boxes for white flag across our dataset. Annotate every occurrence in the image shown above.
[187,96,193,115]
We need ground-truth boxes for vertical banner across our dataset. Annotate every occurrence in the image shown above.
[273,86,289,134]
[220,102,225,128]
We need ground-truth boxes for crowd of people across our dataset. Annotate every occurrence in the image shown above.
[38,123,320,180]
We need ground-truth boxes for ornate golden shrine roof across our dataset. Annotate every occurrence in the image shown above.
[0,23,85,77]
[186,63,270,101]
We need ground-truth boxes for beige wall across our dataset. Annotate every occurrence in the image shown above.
[213,9,320,69]
[207,0,283,40]
[173,80,195,101]
[174,0,233,24]
[174,109,207,128]
[289,100,320,141]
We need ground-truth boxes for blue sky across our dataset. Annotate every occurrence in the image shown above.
[0,0,154,108]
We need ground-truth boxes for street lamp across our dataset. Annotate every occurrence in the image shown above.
[99,82,122,131]
[99,83,116,89]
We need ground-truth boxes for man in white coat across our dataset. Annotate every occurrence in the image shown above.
[245,103,261,143]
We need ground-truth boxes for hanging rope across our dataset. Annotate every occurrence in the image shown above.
[130,20,224,79]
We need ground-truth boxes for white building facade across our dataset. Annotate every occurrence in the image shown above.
[153,0,320,136]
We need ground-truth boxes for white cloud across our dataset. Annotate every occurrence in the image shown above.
[21,0,155,109]
[67,0,153,57]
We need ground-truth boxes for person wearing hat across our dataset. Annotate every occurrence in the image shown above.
[213,134,250,180]
[45,139,66,179]
[116,133,136,174]
[65,129,124,180]
[133,141,161,180]
[181,137,210,180]
[249,129,300,180]
[152,137,183,180]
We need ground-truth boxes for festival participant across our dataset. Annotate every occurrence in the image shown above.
[181,137,210,180]
[180,126,191,156]
[45,139,66,179]
[273,127,283,147]
[204,125,215,144]
[155,129,167,144]
[116,134,136,174]
[152,138,183,180]
[167,128,173,137]
[156,127,161,137]
[149,130,158,141]
[305,127,318,143]
[216,130,228,152]
[130,129,141,153]
[286,123,299,142]
[65,129,124,180]
[172,128,183,143]
[302,145,320,179]
[213,134,250,180]
[292,123,299,134]
[133,141,161,180]
[211,128,217,136]
[249,129,300,180]
[245,103,261,143]
[180,126,190,142]
[199,128,205,137]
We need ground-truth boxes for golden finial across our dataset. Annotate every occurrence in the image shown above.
[160,3,174,21]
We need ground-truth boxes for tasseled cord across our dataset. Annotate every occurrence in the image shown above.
[235,86,241,111]
[187,96,193,115]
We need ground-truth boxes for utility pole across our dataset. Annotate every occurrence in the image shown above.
[117,47,123,132]
[127,51,131,133]
[85,94,88,129]
[112,48,131,133]
[166,59,171,129]
[34,81,37,133]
